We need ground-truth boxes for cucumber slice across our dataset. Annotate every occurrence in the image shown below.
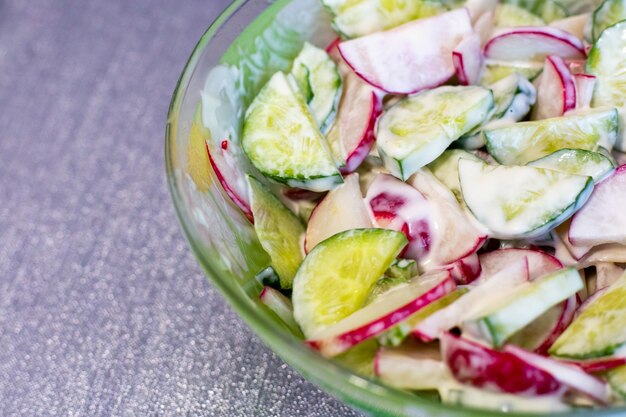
[550,271,626,358]
[502,0,568,22]
[386,258,418,280]
[428,149,482,204]
[322,0,448,38]
[377,86,494,180]
[259,286,303,336]
[587,21,626,151]
[484,108,619,165]
[440,383,570,412]
[291,42,342,133]
[528,148,615,182]
[459,159,594,239]
[480,60,544,86]
[292,229,407,337]
[247,175,305,289]
[592,0,626,41]
[495,4,546,26]
[242,72,341,191]
[465,268,583,347]
[607,364,626,399]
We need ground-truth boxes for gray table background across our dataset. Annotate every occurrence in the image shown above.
[0,1,362,415]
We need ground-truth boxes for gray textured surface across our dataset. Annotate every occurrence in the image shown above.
[0,1,362,415]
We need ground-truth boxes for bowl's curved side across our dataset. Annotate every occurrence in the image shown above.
[164,1,626,416]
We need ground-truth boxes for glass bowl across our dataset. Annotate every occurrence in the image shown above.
[165,1,626,415]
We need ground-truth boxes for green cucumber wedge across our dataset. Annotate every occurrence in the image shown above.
[247,175,305,289]
[292,229,407,337]
[607,364,626,399]
[528,148,615,182]
[495,4,546,27]
[550,271,626,358]
[464,268,583,347]
[428,149,482,204]
[259,286,303,336]
[242,72,342,191]
[587,21,626,151]
[291,42,342,133]
[322,0,447,38]
[459,159,594,239]
[480,60,544,86]
[592,0,626,41]
[485,108,619,165]
[377,86,494,180]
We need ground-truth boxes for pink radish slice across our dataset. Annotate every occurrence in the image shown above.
[567,59,587,74]
[327,41,382,174]
[408,170,488,270]
[413,259,529,341]
[474,11,495,44]
[441,333,564,395]
[573,73,597,110]
[574,287,608,320]
[533,295,577,355]
[478,248,562,281]
[365,174,433,261]
[206,140,253,222]
[484,27,586,62]
[307,271,455,357]
[338,9,473,94]
[453,33,483,85]
[559,356,626,373]
[504,345,611,404]
[532,55,576,120]
[444,252,482,285]
[305,174,372,253]
[570,165,626,246]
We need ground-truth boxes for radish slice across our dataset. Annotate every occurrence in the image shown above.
[484,26,586,62]
[445,253,482,285]
[307,271,455,357]
[441,333,564,395]
[549,14,588,39]
[532,55,576,120]
[478,248,562,281]
[206,140,253,222]
[568,59,587,74]
[559,356,626,373]
[474,11,495,44]
[413,259,529,341]
[375,343,453,389]
[305,174,372,253]
[326,42,382,173]
[338,9,473,94]
[533,295,577,354]
[453,33,483,85]
[573,73,596,110]
[365,174,433,261]
[504,345,611,404]
[570,165,626,246]
[409,170,488,270]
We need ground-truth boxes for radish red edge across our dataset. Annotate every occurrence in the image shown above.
[206,142,254,223]
[534,295,577,355]
[307,273,455,357]
[560,356,626,373]
[504,345,611,404]
[340,91,382,174]
[548,55,576,115]
[483,27,586,61]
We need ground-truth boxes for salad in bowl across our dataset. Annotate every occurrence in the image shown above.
[169,0,626,413]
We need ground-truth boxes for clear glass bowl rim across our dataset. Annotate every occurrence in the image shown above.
[164,1,626,415]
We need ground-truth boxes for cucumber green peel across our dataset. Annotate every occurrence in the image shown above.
[527,148,615,182]
[550,271,626,358]
[291,42,342,133]
[247,175,305,289]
